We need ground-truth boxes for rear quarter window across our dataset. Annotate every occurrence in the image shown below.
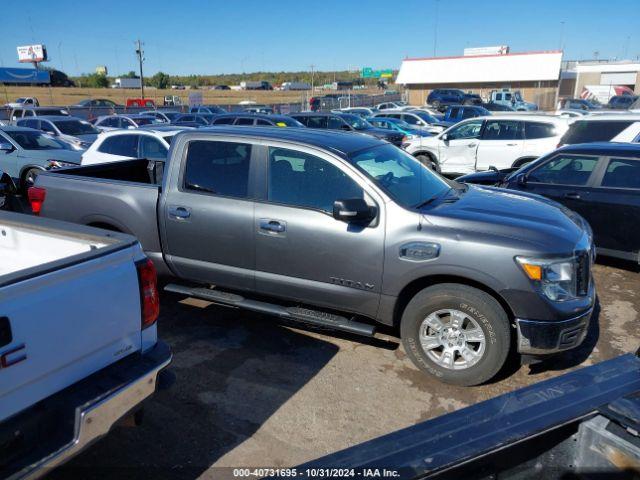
[525,122,558,139]
[560,120,633,144]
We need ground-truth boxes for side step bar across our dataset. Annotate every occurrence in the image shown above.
[164,284,376,337]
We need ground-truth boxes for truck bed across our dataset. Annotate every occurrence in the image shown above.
[34,160,165,270]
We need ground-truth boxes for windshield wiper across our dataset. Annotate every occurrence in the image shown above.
[414,188,458,209]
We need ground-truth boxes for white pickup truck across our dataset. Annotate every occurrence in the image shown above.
[0,212,171,479]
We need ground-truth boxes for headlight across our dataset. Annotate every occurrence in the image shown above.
[47,160,77,169]
[516,256,577,301]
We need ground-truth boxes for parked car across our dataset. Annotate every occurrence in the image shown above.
[16,115,100,150]
[243,106,275,114]
[372,110,446,134]
[442,105,492,125]
[558,97,601,111]
[366,116,433,138]
[94,114,161,131]
[403,115,568,174]
[171,113,215,126]
[81,127,185,165]
[375,101,408,110]
[9,106,70,124]
[0,126,82,189]
[72,98,119,108]
[557,115,640,147]
[0,211,171,479]
[607,95,638,110]
[458,142,640,262]
[210,113,304,127]
[427,89,482,111]
[4,97,39,108]
[34,127,595,386]
[141,110,182,123]
[212,85,230,90]
[305,353,640,478]
[339,107,379,117]
[189,105,227,114]
[481,102,516,112]
[489,89,538,111]
[290,112,405,146]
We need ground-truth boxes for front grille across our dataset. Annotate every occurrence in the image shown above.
[575,251,590,296]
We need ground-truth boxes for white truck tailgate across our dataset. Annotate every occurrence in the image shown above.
[0,245,143,421]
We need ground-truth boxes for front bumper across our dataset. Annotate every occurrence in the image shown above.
[516,308,592,355]
[5,340,172,480]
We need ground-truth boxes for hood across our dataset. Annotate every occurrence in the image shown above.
[424,185,586,253]
[21,148,82,164]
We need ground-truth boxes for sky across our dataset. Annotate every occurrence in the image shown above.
[1,0,638,76]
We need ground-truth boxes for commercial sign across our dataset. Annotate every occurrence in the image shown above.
[188,91,203,108]
[361,67,394,79]
[463,45,509,57]
[0,68,50,84]
[17,44,48,63]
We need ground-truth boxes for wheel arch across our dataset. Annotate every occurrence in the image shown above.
[511,156,537,168]
[391,274,515,329]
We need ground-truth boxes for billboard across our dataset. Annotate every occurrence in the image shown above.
[0,68,50,84]
[361,67,394,79]
[463,46,509,57]
[17,44,48,63]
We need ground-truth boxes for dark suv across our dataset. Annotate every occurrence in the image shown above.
[210,113,304,128]
[427,89,482,111]
[290,112,405,146]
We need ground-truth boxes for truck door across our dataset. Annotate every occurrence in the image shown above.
[475,119,525,170]
[161,138,258,290]
[253,144,384,317]
[437,119,483,175]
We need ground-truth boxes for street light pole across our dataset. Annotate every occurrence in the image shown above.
[135,39,145,99]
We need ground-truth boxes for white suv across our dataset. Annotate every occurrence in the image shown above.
[557,114,640,147]
[403,115,568,175]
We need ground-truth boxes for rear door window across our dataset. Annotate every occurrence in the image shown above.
[40,121,56,134]
[559,120,633,144]
[235,118,255,126]
[306,116,328,129]
[98,134,140,157]
[256,119,272,126]
[482,120,523,140]
[183,140,252,198]
[600,158,640,189]
[212,117,234,125]
[328,116,346,129]
[528,154,599,186]
[524,122,558,139]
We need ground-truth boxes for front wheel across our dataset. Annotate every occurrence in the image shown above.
[400,284,510,386]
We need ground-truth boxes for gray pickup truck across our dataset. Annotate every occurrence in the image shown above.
[32,127,595,386]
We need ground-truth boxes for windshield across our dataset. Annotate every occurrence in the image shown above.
[6,130,65,150]
[134,117,159,126]
[349,144,450,208]
[54,120,99,135]
[413,111,439,124]
[341,114,373,130]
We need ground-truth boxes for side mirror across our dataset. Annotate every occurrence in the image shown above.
[515,173,527,186]
[441,133,449,142]
[333,198,376,224]
[0,142,14,153]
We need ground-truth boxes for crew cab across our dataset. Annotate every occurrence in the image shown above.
[32,127,594,386]
[403,115,568,175]
[0,212,171,478]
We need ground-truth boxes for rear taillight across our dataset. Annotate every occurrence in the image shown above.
[136,258,160,329]
[27,186,46,215]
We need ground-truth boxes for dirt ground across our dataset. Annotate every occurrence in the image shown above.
[52,259,639,479]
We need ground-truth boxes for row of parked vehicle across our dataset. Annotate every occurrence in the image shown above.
[3,89,640,476]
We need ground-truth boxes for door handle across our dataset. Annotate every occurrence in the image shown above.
[260,219,286,233]
[168,206,191,219]
[506,143,518,146]
[467,143,477,148]
[564,192,581,200]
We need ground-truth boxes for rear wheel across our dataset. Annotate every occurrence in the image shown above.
[415,154,440,173]
[400,284,510,386]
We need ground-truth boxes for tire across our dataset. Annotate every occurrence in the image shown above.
[21,168,41,193]
[400,283,510,386]
[415,154,440,173]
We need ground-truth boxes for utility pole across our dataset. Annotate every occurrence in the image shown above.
[309,64,316,110]
[559,21,565,51]
[433,0,439,57]
[135,39,145,98]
